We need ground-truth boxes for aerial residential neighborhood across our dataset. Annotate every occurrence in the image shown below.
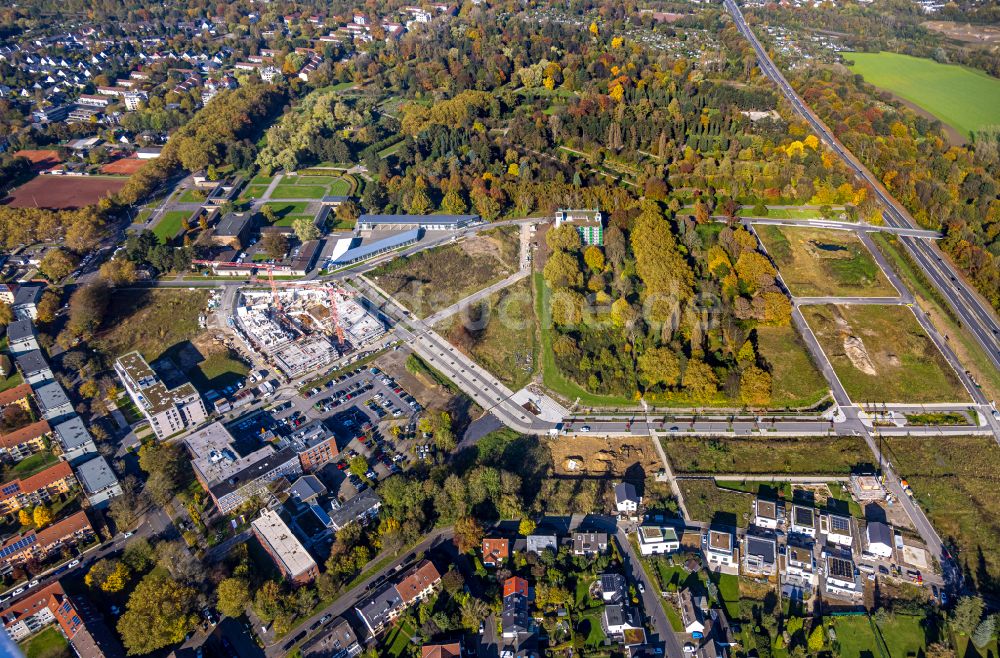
[0,0,997,657]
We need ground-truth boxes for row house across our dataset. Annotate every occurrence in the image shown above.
[0,510,94,571]
[0,461,76,515]
[355,560,441,636]
[0,420,53,463]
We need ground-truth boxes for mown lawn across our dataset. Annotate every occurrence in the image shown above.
[271,183,326,199]
[2,451,59,481]
[678,479,754,527]
[21,625,71,658]
[263,201,310,218]
[153,211,191,243]
[832,613,932,658]
[845,51,1000,137]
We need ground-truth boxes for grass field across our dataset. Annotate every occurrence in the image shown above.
[872,233,1000,401]
[755,325,829,409]
[832,614,931,658]
[370,226,519,318]
[262,201,310,218]
[20,625,71,658]
[845,51,1000,138]
[662,435,872,474]
[758,207,826,219]
[0,371,24,393]
[757,225,897,297]
[271,183,326,199]
[679,479,755,526]
[95,289,210,361]
[435,277,537,390]
[884,435,1000,591]
[176,188,207,203]
[2,450,59,482]
[153,211,190,243]
[802,304,968,403]
[268,174,352,200]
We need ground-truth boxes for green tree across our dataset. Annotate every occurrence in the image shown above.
[117,572,198,655]
[807,624,825,652]
[293,217,321,242]
[682,359,718,403]
[453,515,484,554]
[638,347,681,388]
[739,366,772,407]
[972,615,996,649]
[408,188,432,215]
[543,251,582,289]
[216,578,251,618]
[546,224,582,251]
[349,455,370,479]
[952,596,985,635]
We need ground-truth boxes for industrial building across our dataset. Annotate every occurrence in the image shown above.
[329,229,421,266]
[115,352,207,439]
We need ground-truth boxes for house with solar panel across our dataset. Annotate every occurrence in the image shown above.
[824,553,861,598]
[789,504,817,538]
[823,512,855,548]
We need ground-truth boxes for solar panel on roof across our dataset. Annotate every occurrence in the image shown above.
[828,557,854,579]
[830,515,851,532]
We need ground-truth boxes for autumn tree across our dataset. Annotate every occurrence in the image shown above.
[262,232,289,260]
[682,359,718,403]
[546,224,582,251]
[739,366,772,407]
[99,258,138,285]
[117,572,198,654]
[67,281,110,338]
[0,303,12,327]
[293,217,321,243]
[454,515,484,554]
[33,504,52,528]
[543,251,582,289]
[583,246,605,272]
[638,347,680,388]
[40,248,79,282]
[216,577,251,618]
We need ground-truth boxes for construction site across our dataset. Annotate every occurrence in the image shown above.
[231,283,386,379]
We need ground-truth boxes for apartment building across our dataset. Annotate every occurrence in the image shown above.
[0,461,76,515]
[0,510,94,571]
[115,352,207,439]
[251,508,319,585]
[0,419,52,462]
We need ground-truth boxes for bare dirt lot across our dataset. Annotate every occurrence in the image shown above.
[549,435,661,477]
[100,158,146,175]
[374,348,479,434]
[13,150,62,170]
[922,20,1000,45]
[3,175,126,209]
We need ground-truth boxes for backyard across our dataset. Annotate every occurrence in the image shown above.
[802,304,968,403]
[756,225,897,298]
[678,479,755,527]
[832,613,932,658]
[152,211,191,244]
[20,626,71,658]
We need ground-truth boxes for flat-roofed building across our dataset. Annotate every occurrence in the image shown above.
[53,416,98,465]
[0,461,76,515]
[186,422,301,513]
[115,352,207,440]
[753,497,782,530]
[6,319,40,355]
[272,336,338,379]
[636,525,679,556]
[706,528,735,568]
[74,456,122,508]
[33,381,73,424]
[356,214,477,231]
[554,208,603,245]
[790,505,816,538]
[784,539,816,587]
[283,419,339,471]
[825,513,854,548]
[824,554,860,598]
[251,508,319,584]
[744,534,777,576]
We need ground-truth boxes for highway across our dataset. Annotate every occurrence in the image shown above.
[723,0,980,589]
[723,0,1000,391]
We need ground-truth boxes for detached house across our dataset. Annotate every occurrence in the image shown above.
[482,537,509,567]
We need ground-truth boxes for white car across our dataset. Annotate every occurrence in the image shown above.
[11,588,24,596]
[28,580,39,588]
[580,425,591,432]
[68,560,80,568]
[684,643,696,653]
[123,531,134,539]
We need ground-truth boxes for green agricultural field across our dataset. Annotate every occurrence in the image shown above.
[755,325,829,408]
[802,304,968,403]
[662,435,871,475]
[884,435,1000,591]
[845,51,1000,137]
[153,211,191,243]
[757,225,897,297]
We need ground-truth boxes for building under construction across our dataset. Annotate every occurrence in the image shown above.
[232,287,385,379]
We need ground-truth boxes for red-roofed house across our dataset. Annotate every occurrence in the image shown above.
[395,560,441,606]
[0,420,53,463]
[422,642,461,658]
[503,576,529,599]
[0,461,76,515]
[0,511,94,569]
[482,537,509,567]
